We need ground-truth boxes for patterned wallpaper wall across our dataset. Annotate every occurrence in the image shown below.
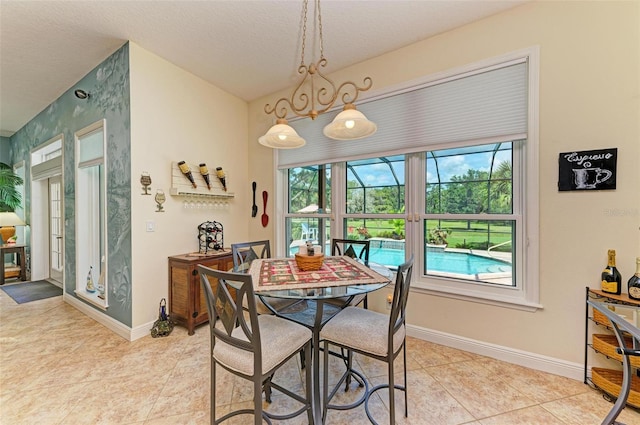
[9,43,132,326]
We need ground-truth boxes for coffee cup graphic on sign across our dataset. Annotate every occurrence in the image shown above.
[572,168,612,189]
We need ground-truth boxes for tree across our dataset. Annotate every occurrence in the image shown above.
[490,160,512,213]
[0,163,23,212]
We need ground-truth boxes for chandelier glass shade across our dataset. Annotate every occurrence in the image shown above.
[323,103,377,140]
[260,0,377,148]
[258,118,306,149]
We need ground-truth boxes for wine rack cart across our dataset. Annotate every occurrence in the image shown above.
[585,287,640,423]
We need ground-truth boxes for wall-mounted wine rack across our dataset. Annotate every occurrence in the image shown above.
[169,161,234,199]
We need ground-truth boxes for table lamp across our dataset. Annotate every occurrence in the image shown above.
[0,212,25,244]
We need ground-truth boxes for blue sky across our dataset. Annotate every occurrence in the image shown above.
[347,149,511,186]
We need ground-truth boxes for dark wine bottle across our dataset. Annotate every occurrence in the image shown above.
[627,257,640,300]
[178,161,197,188]
[601,249,622,295]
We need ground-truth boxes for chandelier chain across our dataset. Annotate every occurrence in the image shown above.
[300,0,308,66]
[301,0,324,66]
[263,0,374,122]
[317,0,324,60]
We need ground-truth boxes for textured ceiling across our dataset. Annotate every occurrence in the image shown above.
[0,0,528,137]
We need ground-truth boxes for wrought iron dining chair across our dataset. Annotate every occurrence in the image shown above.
[330,238,371,308]
[199,265,313,425]
[231,240,271,273]
[231,240,298,315]
[320,255,414,425]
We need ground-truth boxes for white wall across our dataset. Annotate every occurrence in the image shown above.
[129,42,250,329]
[248,0,640,370]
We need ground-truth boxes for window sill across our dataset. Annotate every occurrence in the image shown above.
[412,281,543,312]
[75,289,108,310]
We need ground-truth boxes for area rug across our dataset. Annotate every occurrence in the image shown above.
[0,280,62,304]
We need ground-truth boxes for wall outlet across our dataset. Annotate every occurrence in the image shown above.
[146,221,155,232]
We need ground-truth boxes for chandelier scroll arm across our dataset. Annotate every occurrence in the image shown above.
[336,76,373,106]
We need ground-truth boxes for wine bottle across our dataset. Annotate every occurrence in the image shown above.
[199,163,212,190]
[86,266,96,293]
[601,249,622,295]
[178,161,197,188]
[216,167,227,191]
[627,257,640,300]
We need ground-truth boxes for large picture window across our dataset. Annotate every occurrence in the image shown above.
[278,49,539,310]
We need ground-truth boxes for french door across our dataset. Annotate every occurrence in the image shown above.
[49,176,63,283]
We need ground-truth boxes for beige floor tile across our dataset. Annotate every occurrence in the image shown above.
[475,357,589,403]
[2,291,632,425]
[478,405,567,424]
[541,389,640,425]
[427,360,536,419]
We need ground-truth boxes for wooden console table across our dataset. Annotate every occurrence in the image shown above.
[1,244,27,285]
[168,250,234,335]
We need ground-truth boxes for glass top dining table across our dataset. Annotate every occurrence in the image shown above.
[248,256,392,424]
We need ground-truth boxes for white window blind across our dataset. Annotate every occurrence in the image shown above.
[278,61,527,169]
[31,156,62,181]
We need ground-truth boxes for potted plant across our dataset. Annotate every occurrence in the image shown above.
[0,162,24,243]
[0,162,23,212]
[427,227,449,249]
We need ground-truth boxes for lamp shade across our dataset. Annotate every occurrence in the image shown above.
[0,212,25,226]
[0,212,25,244]
[258,119,306,149]
[323,104,377,141]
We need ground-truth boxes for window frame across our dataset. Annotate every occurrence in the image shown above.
[74,119,108,309]
[275,48,540,311]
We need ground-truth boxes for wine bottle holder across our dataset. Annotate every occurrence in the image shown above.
[198,221,224,254]
[170,162,234,199]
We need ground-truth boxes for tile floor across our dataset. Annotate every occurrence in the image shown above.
[1,285,640,425]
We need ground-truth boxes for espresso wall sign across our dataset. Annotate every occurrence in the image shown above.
[558,148,617,191]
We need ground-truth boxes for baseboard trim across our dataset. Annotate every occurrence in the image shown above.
[64,294,131,339]
[64,294,176,341]
[406,324,584,381]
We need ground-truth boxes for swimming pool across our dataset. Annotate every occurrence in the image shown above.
[369,246,512,275]
[289,244,512,277]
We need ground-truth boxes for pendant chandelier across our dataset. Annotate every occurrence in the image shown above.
[258,0,377,149]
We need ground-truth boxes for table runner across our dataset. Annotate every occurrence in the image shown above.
[251,256,389,292]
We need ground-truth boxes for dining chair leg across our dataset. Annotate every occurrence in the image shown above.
[403,344,408,417]
[322,340,330,422]
[211,359,216,425]
[264,374,273,403]
[304,341,313,425]
[254,378,263,425]
[388,358,395,425]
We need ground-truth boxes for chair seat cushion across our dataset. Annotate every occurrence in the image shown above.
[320,307,405,357]
[213,315,311,376]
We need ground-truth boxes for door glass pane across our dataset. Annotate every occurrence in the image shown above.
[49,177,63,281]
